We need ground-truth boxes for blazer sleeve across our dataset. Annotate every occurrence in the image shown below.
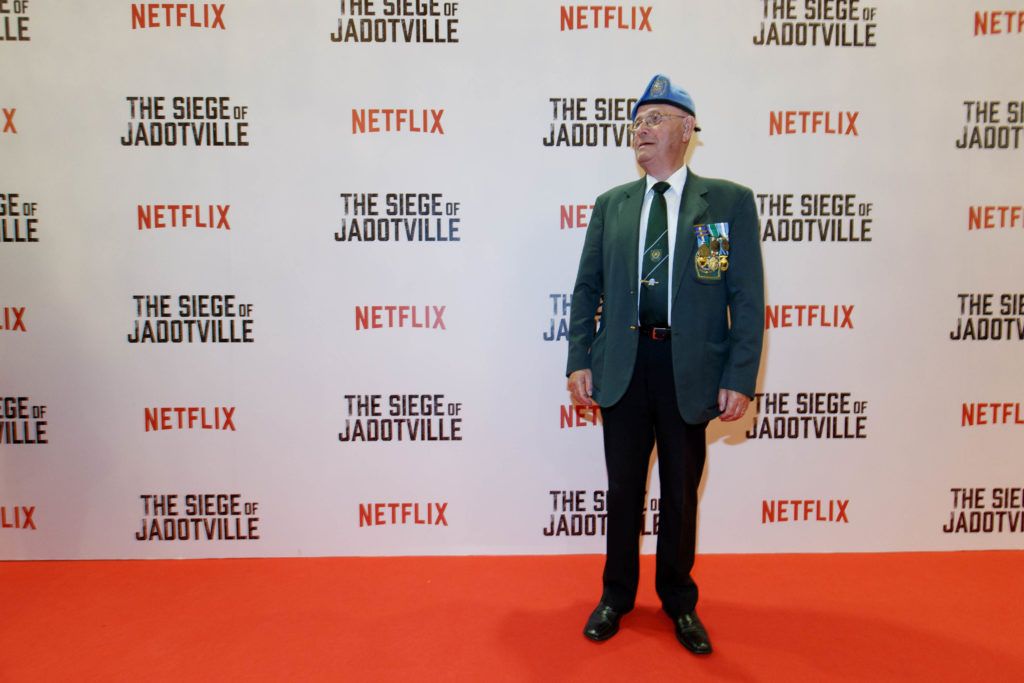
[565,193,607,376]
[719,187,765,397]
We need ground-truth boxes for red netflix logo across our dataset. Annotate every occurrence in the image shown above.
[975,11,1024,35]
[1,306,26,332]
[131,3,225,29]
[762,499,849,523]
[355,305,446,330]
[770,111,859,136]
[962,402,1024,426]
[560,203,593,230]
[765,304,853,329]
[137,204,230,230]
[351,108,444,134]
[1,505,36,530]
[144,406,236,431]
[968,205,1023,230]
[560,404,600,428]
[358,502,448,527]
[560,5,652,31]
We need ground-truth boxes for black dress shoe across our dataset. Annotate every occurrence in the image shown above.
[674,611,712,654]
[583,603,622,642]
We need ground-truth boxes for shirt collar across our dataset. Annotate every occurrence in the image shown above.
[645,166,687,197]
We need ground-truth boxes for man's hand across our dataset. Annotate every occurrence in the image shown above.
[717,388,750,422]
[567,369,596,406]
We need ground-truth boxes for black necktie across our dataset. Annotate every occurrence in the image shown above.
[639,181,670,326]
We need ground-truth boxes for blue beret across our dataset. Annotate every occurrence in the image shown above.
[631,74,697,121]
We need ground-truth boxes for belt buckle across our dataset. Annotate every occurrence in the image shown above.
[638,325,669,340]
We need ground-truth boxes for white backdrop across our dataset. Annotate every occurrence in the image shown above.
[2,1,1023,559]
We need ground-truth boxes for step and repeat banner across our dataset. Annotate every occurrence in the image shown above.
[2,1,1022,559]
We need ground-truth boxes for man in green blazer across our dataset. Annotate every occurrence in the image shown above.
[566,74,764,654]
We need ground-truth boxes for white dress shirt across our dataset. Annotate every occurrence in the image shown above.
[636,166,688,322]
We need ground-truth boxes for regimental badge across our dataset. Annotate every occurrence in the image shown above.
[651,77,668,96]
[693,222,730,281]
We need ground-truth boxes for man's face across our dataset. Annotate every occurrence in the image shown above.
[632,103,694,177]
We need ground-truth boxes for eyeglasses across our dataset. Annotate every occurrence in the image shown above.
[631,111,689,132]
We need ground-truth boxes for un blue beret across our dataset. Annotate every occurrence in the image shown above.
[631,74,697,121]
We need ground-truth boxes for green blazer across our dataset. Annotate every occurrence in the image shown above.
[566,171,765,424]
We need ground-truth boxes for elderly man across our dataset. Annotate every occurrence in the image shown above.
[566,74,764,654]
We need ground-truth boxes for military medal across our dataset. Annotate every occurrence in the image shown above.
[714,224,730,272]
[693,222,730,282]
[695,243,709,270]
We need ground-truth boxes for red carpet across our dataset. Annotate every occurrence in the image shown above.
[2,552,1023,681]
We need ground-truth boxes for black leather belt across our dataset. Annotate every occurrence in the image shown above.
[637,325,671,340]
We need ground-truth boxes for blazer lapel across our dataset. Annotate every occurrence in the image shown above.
[617,178,646,289]
[672,171,709,303]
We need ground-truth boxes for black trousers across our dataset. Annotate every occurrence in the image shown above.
[599,334,708,618]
